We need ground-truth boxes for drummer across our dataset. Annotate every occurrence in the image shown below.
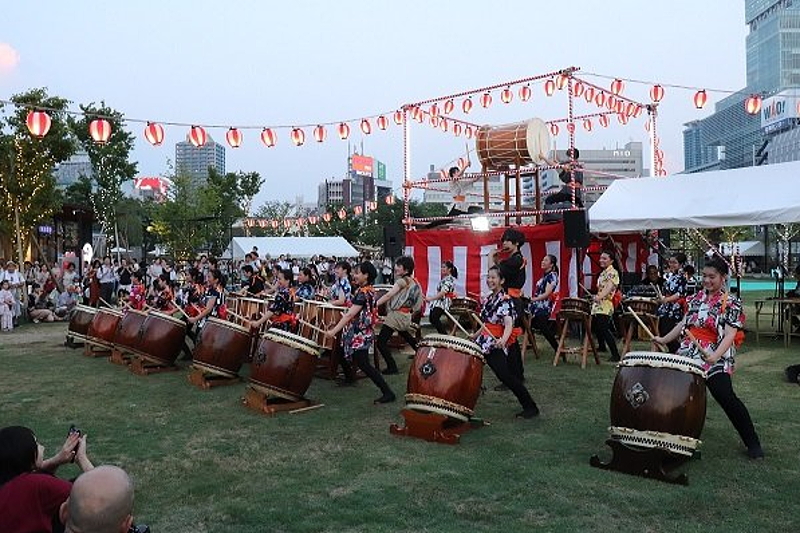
[425,261,458,335]
[294,267,316,301]
[152,274,177,314]
[325,261,396,404]
[656,253,688,353]
[375,256,422,375]
[653,256,763,459]
[328,261,352,306]
[591,251,621,362]
[249,269,296,332]
[488,228,527,385]
[476,266,540,418]
[239,265,265,296]
[127,271,147,311]
[528,254,560,352]
[187,269,226,329]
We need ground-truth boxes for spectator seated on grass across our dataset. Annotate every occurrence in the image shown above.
[28,283,65,323]
[0,425,94,533]
[60,465,140,533]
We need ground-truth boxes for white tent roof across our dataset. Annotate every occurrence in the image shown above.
[719,241,765,256]
[589,161,800,233]
[228,236,358,260]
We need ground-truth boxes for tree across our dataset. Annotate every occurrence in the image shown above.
[61,175,94,212]
[148,174,206,259]
[252,200,295,237]
[68,102,137,244]
[0,88,75,263]
[198,168,248,256]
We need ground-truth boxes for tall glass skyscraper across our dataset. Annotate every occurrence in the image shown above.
[175,134,226,186]
[684,0,800,172]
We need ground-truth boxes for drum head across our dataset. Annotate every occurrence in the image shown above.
[621,351,707,378]
[262,328,321,356]
[525,118,551,163]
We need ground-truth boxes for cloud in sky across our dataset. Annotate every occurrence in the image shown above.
[0,43,20,73]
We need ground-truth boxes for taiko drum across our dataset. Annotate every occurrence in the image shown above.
[67,304,97,343]
[192,317,252,378]
[250,328,321,402]
[138,311,187,366]
[86,307,124,350]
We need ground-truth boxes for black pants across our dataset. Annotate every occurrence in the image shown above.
[429,307,449,334]
[100,283,115,305]
[706,372,761,451]
[658,316,681,353]
[544,191,583,207]
[486,348,537,411]
[592,313,620,361]
[347,349,393,396]
[531,315,559,351]
[376,325,418,372]
[425,206,483,229]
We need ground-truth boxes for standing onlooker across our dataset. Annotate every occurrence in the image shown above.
[116,259,133,296]
[97,257,116,306]
[0,280,14,332]
[0,261,24,325]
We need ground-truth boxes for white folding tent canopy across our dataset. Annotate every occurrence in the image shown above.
[227,236,359,260]
[589,161,800,232]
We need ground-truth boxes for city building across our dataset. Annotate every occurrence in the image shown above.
[421,165,507,210]
[316,153,393,209]
[54,151,93,187]
[133,176,172,202]
[175,134,225,185]
[684,0,800,172]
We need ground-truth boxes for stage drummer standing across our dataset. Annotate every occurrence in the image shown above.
[654,256,763,459]
[476,266,540,418]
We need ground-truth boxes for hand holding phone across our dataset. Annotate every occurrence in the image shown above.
[67,425,81,462]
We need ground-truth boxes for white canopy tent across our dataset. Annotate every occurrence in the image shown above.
[227,236,359,260]
[589,161,800,232]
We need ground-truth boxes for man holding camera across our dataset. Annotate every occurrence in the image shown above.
[60,465,145,533]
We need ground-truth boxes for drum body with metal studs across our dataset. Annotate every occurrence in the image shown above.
[250,328,321,401]
[192,317,252,378]
[67,304,97,343]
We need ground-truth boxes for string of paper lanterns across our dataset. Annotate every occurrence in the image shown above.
[243,197,392,230]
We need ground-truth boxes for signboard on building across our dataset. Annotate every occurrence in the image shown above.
[761,90,800,134]
[351,155,374,177]
[377,160,386,181]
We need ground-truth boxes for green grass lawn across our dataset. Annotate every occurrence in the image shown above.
[1,295,798,533]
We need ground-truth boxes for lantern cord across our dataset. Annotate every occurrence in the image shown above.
[581,72,746,96]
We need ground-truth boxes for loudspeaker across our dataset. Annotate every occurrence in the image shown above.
[563,209,590,248]
[383,225,405,257]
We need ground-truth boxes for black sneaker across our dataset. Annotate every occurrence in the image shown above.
[374,392,396,404]
[747,445,765,460]
[516,406,540,419]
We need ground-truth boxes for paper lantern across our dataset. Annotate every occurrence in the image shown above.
[555,73,569,90]
[549,123,559,136]
[313,125,326,143]
[453,122,462,137]
[284,219,292,229]
[368,201,377,211]
[412,106,423,121]
[338,122,350,140]
[633,105,644,118]
[693,90,708,109]
[480,92,492,108]
[745,95,762,115]
[394,110,404,125]
[439,118,448,132]
[501,87,513,104]
[291,128,305,146]
[308,216,318,224]
[258,219,267,228]
[625,102,637,117]
[650,84,665,102]
[429,103,439,117]
[584,86,595,103]
[464,126,473,139]
[144,122,164,146]
[606,95,617,110]
[583,119,592,132]
[430,115,440,128]
[519,84,532,102]
[566,122,575,134]
[599,114,610,128]
[443,99,454,114]
[615,100,624,114]
[462,97,473,114]
[226,127,243,148]
[271,220,279,229]
[415,111,425,124]
[610,78,625,96]
[618,113,629,125]
[377,115,388,130]
[595,92,606,107]
[261,128,277,147]
[439,169,448,180]
[354,205,363,215]
[89,119,112,144]
[26,110,52,138]
[338,208,346,220]
[573,81,585,98]
[189,126,207,147]
[322,212,332,222]
[385,195,395,205]
[544,79,556,96]
[360,119,372,135]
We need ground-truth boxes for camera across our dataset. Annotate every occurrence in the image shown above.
[67,425,81,462]
[129,525,151,533]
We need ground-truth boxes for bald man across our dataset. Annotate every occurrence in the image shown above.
[59,465,135,533]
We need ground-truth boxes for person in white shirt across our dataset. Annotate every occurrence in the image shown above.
[97,256,117,305]
[425,159,480,228]
[0,261,25,321]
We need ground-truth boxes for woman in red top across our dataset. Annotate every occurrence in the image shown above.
[0,426,95,533]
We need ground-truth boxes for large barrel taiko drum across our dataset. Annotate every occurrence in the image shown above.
[86,308,124,351]
[192,317,252,378]
[623,297,658,317]
[139,311,187,366]
[317,304,347,351]
[373,285,393,317]
[476,118,550,171]
[405,334,486,422]
[67,304,97,343]
[113,309,148,356]
[559,297,591,320]
[250,328,321,402]
[609,351,707,457]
